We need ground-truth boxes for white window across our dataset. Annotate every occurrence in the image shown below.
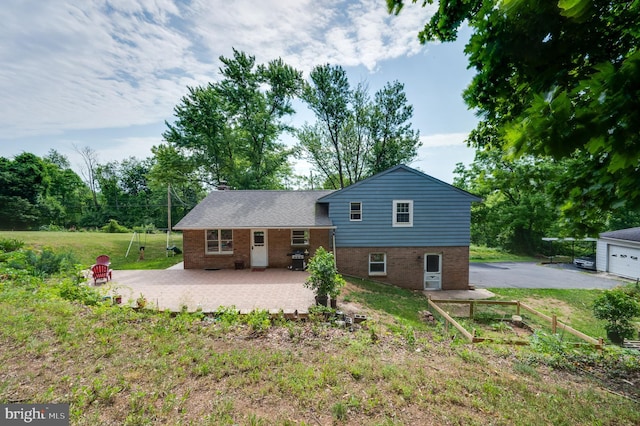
[291,229,309,246]
[350,202,362,221]
[393,200,413,227]
[206,229,233,254]
[369,253,387,275]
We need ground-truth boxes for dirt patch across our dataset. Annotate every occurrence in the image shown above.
[521,297,574,321]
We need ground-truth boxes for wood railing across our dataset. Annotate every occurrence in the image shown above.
[427,297,603,349]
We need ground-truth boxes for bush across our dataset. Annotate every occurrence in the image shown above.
[593,289,640,343]
[101,219,130,233]
[243,309,271,333]
[39,224,65,231]
[26,248,79,277]
[304,247,345,298]
[215,305,240,327]
[1,246,79,278]
[0,238,24,252]
[57,279,102,306]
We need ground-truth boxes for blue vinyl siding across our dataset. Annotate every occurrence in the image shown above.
[320,166,479,247]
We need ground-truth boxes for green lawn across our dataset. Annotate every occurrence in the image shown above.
[0,271,638,424]
[0,231,183,270]
[0,234,638,424]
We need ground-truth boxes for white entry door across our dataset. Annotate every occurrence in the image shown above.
[424,253,442,290]
[251,229,268,268]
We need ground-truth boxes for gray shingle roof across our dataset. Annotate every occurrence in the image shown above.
[174,190,336,229]
[600,227,640,243]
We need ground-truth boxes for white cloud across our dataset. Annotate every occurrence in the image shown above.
[0,1,203,139]
[0,0,436,142]
[419,132,470,149]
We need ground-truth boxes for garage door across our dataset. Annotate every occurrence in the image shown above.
[608,245,640,279]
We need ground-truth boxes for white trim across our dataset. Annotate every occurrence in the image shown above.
[424,253,442,290]
[368,252,387,276]
[392,200,413,227]
[350,201,362,221]
[251,229,268,267]
[205,229,234,255]
[291,229,310,246]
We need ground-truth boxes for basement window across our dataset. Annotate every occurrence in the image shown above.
[369,253,387,276]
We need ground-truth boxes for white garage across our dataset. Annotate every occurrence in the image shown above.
[596,227,640,280]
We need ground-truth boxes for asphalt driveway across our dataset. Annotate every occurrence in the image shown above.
[470,262,630,289]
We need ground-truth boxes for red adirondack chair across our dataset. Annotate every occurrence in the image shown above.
[91,263,112,285]
[96,255,111,265]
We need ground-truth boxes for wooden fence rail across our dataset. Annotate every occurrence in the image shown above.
[427,297,603,349]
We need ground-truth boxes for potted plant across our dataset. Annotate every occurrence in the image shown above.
[593,289,640,344]
[304,247,345,307]
[136,293,147,309]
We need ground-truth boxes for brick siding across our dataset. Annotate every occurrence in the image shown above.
[335,246,470,290]
[182,228,331,270]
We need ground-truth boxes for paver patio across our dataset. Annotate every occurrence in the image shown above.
[95,268,315,314]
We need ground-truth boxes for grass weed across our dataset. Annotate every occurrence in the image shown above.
[1,239,639,424]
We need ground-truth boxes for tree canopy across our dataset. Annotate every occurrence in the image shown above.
[390,0,640,222]
[162,49,303,189]
[299,64,421,189]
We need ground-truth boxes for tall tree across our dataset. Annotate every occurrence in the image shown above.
[454,151,559,254]
[41,150,89,227]
[368,80,421,174]
[96,161,122,218]
[339,82,372,185]
[74,144,100,210]
[301,64,352,188]
[390,0,640,224]
[0,153,45,229]
[163,49,303,189]
[299,67,421,188]
[148,144,204,228]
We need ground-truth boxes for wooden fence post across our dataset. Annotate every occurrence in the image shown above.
[552,315,557,334]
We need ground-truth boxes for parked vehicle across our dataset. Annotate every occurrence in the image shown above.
[574,254,596,271]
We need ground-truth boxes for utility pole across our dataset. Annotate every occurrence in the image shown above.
[166,184,172,256]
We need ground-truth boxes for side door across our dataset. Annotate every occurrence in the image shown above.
[424,253,442,290]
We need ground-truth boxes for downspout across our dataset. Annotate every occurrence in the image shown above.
[332,229,337,267]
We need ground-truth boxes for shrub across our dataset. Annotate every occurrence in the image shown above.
[215,305,240,327]
[57,279,102,306]
[593,289,640,343]
[307,304,334,322]
[26,248,79,277]
[101,219,130,233]
[39,224,65,231]
[304,247,345,298]
[0,238,24,252]
[244,309,271,333]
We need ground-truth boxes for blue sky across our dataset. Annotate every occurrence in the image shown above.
[0,0,477,184]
